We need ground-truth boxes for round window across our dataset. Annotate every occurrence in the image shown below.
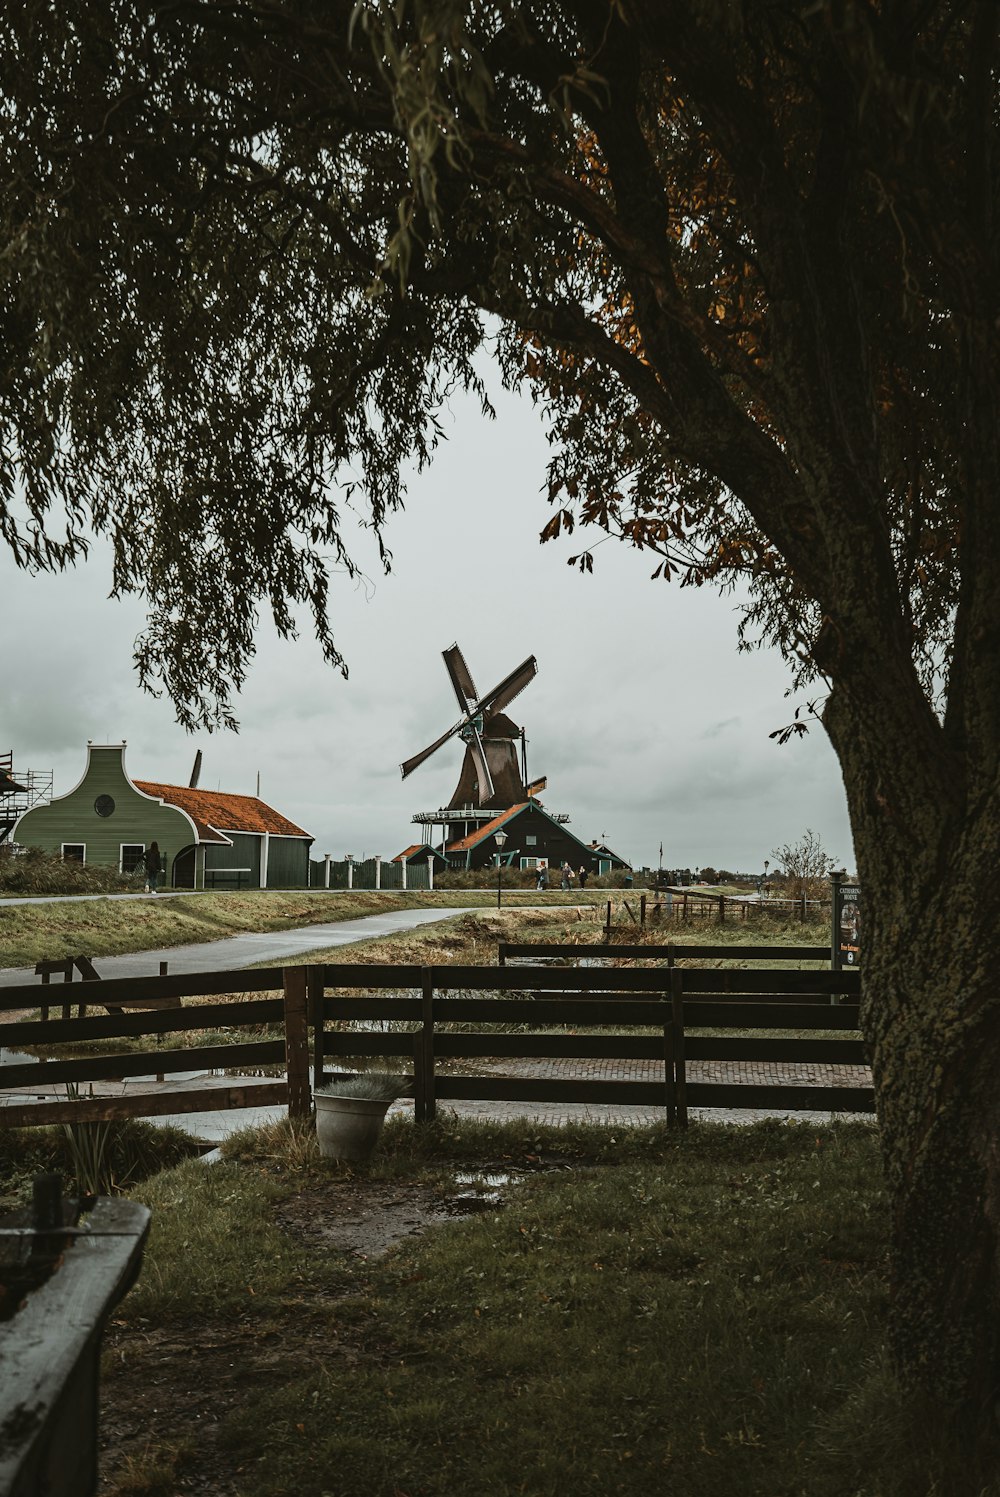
[94,795,116,817]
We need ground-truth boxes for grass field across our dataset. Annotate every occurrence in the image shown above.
[84,1115,998,1497]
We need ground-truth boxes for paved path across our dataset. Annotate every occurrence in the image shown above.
[0,906,476,987]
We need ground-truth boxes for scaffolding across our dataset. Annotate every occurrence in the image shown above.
[0,750,54,844]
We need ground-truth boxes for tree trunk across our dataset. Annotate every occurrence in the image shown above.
[828,684,1000,1413]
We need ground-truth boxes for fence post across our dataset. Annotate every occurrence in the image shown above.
[413,967,436,1123]
[640,893,647,927]
[307,966,326,1096]
[283,966,311,1119]
[662,988,676,1127]
[670,968,687,1128]
[605,899,612,938]
[498,943,507,968]
[719,895,726,924]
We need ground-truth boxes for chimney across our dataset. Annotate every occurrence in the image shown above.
[189,750,202,788]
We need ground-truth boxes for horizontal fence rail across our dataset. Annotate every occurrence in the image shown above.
[0,967,292,1128]
[499,941,833,964]
[1,951,868,1131]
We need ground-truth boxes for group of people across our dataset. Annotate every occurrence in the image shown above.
[535,861,590,891]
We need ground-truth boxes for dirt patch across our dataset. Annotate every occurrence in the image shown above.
[274,1178,455,1259]
[97,1174,512,1493]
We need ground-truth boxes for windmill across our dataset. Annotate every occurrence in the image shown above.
[401,644,540,812]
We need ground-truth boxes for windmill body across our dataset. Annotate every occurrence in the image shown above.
[401,644,567,859]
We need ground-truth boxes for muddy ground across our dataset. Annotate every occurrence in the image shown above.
[97,1173,512,1494]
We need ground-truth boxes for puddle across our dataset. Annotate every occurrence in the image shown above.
[445,1170,523,1215]
[0,1050,39,1067]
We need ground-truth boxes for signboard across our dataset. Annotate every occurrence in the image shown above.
[832,878,861,969]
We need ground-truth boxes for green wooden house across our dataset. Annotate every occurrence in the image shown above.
[13,743,313,890]
[443,800,631,875]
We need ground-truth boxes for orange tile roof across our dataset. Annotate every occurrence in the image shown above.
[135,782,310,842]
[446,804,528,853]
[393,844,423,862]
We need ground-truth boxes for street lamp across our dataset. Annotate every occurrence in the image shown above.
[494,828,508,910]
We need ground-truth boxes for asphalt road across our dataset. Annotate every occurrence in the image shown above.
[0,906,475,987]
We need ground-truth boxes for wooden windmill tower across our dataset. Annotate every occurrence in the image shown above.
[401,644,550,852]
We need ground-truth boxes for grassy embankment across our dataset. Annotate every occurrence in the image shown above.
[0,887,626,971]
[84,1113,997,1497]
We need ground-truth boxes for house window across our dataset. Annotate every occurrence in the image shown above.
[62,844,85,863]
[120,844,146,875]
[520,857,540,869]
[525,835,537,846]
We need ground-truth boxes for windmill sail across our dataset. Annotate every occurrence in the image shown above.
[443,644,480,713]
[400,645,539,809]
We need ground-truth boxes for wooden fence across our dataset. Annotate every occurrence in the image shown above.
[499,940,832,966]
[605,892,827,930]
[0,967,294,1128]
[0,954,867,1130]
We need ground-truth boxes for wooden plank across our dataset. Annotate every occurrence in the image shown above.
[683,1037,868,1063]
[0,1040,286,1089]
[0,1197,150,1497]
[663,1000,676,1128]
[283,966,310,1120]
[498,942,831,961]
[435,1076,673,1106]
[683,1081,875,1112]
[307,966,326,1099]
[430,998,669,1026]
[0,956,857,1015]
[324,1034,416,1058]
[433,1033,669,1060]
[672,969,686,1127]
[322,963,425,988]
[419,967,435,1123]
[0,966,286,1012]
[322,997,422,1022]
[0,1082,287,1128]
[678,968,859,995]
[2,998,285,1047]
[682,1001,860,1030]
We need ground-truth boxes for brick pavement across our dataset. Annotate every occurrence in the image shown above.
[0,1055,874,1141]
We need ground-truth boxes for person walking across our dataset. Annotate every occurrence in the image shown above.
[144,841,163,893]
[578,865,589,889]
[561,861,573,891]
[536,861,549,891]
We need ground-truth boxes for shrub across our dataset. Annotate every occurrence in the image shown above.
[0,844,134,896]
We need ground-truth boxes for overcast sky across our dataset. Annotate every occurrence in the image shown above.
[2,367,853,874]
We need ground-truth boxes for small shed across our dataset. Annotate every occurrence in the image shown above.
[13,743,313,890]
[392,843,450,873]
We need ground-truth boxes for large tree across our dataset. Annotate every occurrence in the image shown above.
[3,0,999,1420]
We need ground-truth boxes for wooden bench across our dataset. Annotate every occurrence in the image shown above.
[204,867,253,890]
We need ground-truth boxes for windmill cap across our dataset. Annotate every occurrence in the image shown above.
[483,711,519,738]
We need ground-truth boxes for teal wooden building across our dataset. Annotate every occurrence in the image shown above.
[13,743,313,890]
